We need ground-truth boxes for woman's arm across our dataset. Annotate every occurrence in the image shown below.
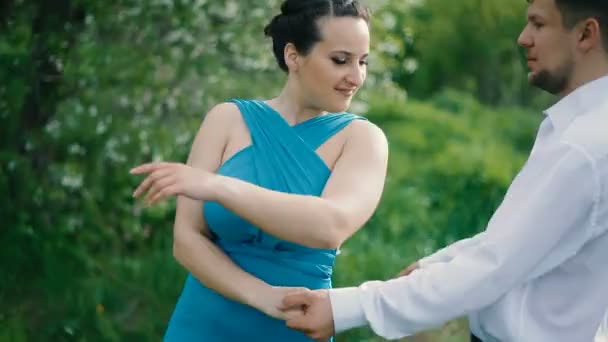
[155,103,297,319]
[211,120,389,249]
[133,114,389,249]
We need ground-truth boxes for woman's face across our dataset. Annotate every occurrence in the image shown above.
[292,16,370,113]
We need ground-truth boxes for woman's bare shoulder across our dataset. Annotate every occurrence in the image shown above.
[345,118,388,148]
[201,101,243,128]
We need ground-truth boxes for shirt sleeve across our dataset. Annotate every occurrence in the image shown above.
[329,148,598,339]
[418,233,485,267]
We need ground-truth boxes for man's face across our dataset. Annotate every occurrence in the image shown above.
[518,0,579,95]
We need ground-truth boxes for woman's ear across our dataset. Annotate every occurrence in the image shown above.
[284,43,299,72]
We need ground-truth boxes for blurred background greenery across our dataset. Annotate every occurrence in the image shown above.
[1,0,554,341]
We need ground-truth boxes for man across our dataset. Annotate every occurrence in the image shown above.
[280,0,608,341]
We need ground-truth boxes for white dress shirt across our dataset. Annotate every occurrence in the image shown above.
[596,310,608,342]
[330,75,608,342]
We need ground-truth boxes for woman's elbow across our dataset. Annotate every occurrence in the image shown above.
[321,207,352,249]
[316,233,342,249]
[172,238,185,264]
[172,230,194,265]
[172,226,213,264]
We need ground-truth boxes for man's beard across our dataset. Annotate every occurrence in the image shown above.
[529,59,574,95]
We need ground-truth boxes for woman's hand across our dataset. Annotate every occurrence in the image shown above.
[250,285,308,321]
[396,260,420,278]
[130,162,218,205]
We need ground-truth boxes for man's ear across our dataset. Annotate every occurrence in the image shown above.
[578,18,601,52]
[284,43,299,72]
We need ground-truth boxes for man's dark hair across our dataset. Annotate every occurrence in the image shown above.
[555,0,608,50]
[264,0,371,72]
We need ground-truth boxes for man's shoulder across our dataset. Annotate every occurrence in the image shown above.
[562,100,608,162]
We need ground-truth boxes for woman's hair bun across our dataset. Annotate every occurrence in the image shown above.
[264,0,370,72]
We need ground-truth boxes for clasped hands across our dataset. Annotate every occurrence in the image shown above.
[270,260,420,341]
[258,287,334,342]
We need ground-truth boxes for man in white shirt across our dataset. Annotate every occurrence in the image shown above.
[280,0,608,341]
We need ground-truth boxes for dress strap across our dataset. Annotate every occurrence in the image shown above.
[295,113,367,151]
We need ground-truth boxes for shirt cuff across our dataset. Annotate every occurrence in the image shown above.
[328,286,367,334]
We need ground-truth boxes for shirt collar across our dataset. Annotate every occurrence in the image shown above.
[544,74,608,134]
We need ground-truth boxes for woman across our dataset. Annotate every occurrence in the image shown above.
[131,0,388,340]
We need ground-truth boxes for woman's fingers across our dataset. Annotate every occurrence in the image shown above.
[131,162,197,204]
[144,175,177,204]
[283,308,305,321]
[133,167,174,199]
[130,162,172,175]
[396,261,419,278]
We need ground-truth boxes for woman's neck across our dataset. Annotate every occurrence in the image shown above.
[268,82,326,125]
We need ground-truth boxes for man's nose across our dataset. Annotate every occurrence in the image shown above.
[518,25,533,48]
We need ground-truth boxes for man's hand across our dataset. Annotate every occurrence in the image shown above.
[281,289,335,341]
[250,286,307,321]
[397,260,420,278]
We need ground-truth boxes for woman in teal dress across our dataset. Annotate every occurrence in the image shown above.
[131,0,388,340]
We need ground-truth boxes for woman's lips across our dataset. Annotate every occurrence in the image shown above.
[336,88,355,96]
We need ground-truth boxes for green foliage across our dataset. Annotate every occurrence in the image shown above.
[372,0,554,107]
[2,0,285,339]
[1,0,545,341]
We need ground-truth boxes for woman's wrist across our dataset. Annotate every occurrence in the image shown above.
[205,173,228,202]
[243,280,272,310]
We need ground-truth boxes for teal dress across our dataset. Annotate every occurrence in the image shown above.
[164,99,365,341]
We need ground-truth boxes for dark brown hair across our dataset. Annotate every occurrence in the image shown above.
[528,0,608,49]
[264,0,371,72]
